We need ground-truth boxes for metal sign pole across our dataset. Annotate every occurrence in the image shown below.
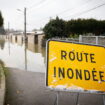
[56,91,59,105]
[76,93,79,105]
[103,95,105,105]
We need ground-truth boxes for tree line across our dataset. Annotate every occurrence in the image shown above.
[43,17,105,39]
[0,11,3,27]
[0,11,5,35]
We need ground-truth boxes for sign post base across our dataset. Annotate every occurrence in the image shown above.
[103,95,105,105]
[56,91,59,105]
[76,93,79,105]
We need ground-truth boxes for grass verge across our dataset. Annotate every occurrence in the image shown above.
[0,60,8,86]
[0,60,6,105]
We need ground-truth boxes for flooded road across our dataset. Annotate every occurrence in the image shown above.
[0,39,46,73]
[0,37,104,105]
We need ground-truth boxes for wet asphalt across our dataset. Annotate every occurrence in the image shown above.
[5,68,104,105]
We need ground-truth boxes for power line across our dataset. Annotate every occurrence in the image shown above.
[27,0,56,17]
[33,0,94,23]
[65,2,105,19]
[30,0,105,28]
[28,0,47,12]
[26,0,92,27]
[57,0,93,16]
[19,0,105,30]
[29,0,46,8]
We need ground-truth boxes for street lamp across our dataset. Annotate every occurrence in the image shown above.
[17,7,27,42]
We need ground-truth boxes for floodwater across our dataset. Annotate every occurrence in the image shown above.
[0,38,46,73]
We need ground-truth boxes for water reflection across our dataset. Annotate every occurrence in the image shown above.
[8,40,10,56]
[24,42,27,70]
[0,37,46,73]
[0,39,5,50]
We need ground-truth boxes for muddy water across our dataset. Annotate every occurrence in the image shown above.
[0,38,46,73]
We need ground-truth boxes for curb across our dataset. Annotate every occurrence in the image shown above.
[0,67,5,105]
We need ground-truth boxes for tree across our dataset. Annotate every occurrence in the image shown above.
[43,17,105,38]
[0,11,3,27]
[66,19,105,36]
[0,11,5,34]
[43,17,67,39]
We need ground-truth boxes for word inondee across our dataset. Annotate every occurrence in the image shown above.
[53,67,105,82]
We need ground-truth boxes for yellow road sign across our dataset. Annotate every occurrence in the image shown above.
[46,40,105,93]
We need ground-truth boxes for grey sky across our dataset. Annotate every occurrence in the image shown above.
[0,0,105,31]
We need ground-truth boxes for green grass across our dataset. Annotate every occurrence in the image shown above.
[0,60,8,77]
[0,60,4,67]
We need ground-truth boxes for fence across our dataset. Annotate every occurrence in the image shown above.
[79,35,105,46]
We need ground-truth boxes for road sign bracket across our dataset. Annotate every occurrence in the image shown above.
[56,91,59,105]
[103,95,105,105]
[76,93,79,105]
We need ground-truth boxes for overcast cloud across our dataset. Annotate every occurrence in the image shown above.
[0,0,105,31]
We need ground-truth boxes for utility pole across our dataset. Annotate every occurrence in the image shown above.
[24,7,27,42]
[17,8,27,42]
[8,22,10,33]
[8,22,10,39]
[8,22,10,35]
[24,7,27,70]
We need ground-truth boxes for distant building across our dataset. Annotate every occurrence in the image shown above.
[26,30,44,36]
[34,30,44,35]
[10,30,44,36]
